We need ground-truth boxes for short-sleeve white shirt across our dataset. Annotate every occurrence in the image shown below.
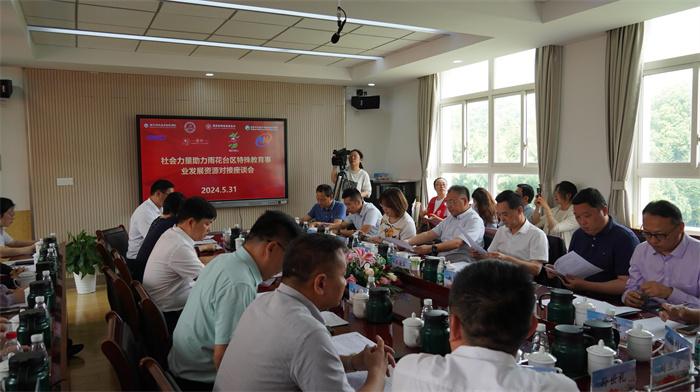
[378,212,416,241]
[392,346,578,392]
[0,228,13,247]
[345,169,372,197]
[431,207,485,260]
[488,220,549,262]
[344,202,382,236]
[143,226,204,312]
[214,284,354,392]
[127,198,161,259]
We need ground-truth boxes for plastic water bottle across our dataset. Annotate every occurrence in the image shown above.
[46,244,57,264]
[35,296,49,319]
[234,235,245,252]
[30,334,48,358]
[367,276,376,289]
[436,258,445,285]
[2,331,22,360]
[420,298,433,320]
[531,323,549,352]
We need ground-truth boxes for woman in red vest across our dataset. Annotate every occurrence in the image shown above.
[421,177,448,228]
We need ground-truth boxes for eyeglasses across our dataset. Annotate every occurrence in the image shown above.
[640,225,678,241]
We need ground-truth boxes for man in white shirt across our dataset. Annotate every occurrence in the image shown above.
[215,234,393,392]
[332,188,382,237]
[393,260,578,392]
[408,185,485,261]
[473,190,548,276]
[143,196,215,333]
[126,179,174,262]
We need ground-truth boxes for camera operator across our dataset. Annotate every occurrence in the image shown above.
[331,149,371,198]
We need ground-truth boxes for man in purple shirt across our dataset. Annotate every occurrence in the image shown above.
[623,200,700,309]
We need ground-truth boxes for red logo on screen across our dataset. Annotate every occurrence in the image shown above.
[184,122,197,134]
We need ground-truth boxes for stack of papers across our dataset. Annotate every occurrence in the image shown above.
[552,251,603,279]
[322,311,349,327]
[332,333,392,392]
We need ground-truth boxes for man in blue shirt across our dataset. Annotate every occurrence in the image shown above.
[546,187,639,300]
[302,184,346,226]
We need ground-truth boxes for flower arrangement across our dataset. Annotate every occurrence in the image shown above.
[345,247,399,289]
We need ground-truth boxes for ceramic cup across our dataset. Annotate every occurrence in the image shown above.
[587,339,622,375]
[352,292,369,319]
[626,324,654,361]
[402,312,423,348]
[526,347,563,373]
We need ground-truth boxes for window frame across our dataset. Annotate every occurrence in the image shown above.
[632,53,700,232]
[437,56,538,196]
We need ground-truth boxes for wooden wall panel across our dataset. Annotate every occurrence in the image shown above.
[24,69,345,240]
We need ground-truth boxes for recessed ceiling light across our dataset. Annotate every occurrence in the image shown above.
[367,83,376,87]
[453,60,463,64]
[205,73,214,77]
[170,0,446,34]
[26,26,383,61]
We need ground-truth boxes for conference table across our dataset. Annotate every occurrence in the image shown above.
[325,270,697,392]
[197,241,697,392]
[1,250,69,391]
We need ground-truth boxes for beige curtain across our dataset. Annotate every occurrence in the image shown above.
[417,74,439,204]
[535,45,563,202]
[606,23,644,226]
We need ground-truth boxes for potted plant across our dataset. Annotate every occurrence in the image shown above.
[65,230,102,294]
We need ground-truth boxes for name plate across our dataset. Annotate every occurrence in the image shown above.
[390,254,410,270]
[650,347,692,388]
[348,282,366,297]
[663,325,692,352]
[590,360,636,392]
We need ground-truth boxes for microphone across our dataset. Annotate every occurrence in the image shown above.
[331,6,346,44]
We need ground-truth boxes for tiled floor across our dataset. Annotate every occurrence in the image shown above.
[66,285,120,391]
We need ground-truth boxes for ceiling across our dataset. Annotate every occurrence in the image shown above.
[2,0,699,86]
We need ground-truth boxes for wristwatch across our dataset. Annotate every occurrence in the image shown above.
[431,244,438,256]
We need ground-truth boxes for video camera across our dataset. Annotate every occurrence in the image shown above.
[331,148,349,170]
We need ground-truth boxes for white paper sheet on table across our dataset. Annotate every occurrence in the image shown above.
[383,238,413,252]
[541,295,640,316]
[333,333,392,392]
[553,251,603,279]
[332,332,376,356]
[322,311,349,327]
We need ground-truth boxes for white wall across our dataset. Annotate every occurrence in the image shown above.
[386,79,421,180]
[345,81,421,181]
[0,66,31,210]
[556,34,611,197]
[345,86,390,176]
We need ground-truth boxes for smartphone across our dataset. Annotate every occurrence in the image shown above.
[536,184,541,196]
[675,324,699,336]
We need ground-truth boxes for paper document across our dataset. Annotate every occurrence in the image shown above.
[461,233,486,254]
[194,239,217,246]
[542,295,640,317]
[383,238,414,252]
[332,332,376,356]
[553,251,603,279]
[322,311,349,328]
[346,371,393,392]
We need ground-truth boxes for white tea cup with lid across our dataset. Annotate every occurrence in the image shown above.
[587,339,622,375]
[352,292,369,319]
[402,312,424,348]
[626,324,655,361]
[525,347,563,373]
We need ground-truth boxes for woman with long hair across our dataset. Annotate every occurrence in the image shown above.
[471,188,498,229]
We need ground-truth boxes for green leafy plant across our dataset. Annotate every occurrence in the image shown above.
[65,230,102,278]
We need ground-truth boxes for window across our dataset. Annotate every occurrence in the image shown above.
[435,49,538,198]
[634,7,700,231]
